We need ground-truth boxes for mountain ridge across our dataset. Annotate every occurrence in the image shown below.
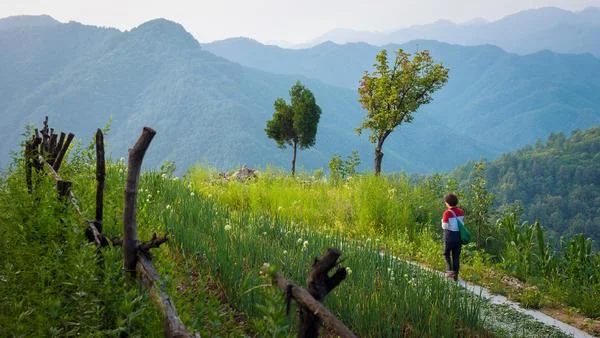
[1,16,599,175]
[296,6,600,56]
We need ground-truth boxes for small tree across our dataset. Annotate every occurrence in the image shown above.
[357,49,449,175]
[265,81,322,176]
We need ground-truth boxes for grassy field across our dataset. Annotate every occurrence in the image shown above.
[185,165,600,326]
[2,144,595,336]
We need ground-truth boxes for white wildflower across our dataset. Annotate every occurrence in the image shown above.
[161,173,167,179]
[297,238,303,244]
[224,224,232,231]
[283,250,288,255]
[346,267,353,275]
[190,192,195,197]
[302,240,308,248]
[166,204,172,210]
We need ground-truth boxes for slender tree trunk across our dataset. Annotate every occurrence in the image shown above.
[374,132,391,176]
[291,141,298,176]
[374,145,384,176]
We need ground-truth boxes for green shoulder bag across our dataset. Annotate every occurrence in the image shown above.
[449,209,471,244]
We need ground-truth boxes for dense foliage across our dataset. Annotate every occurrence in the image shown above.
[188,163,600,321]
[357,48,448,174]
[0,163,162,336]
[455,127,600,245]
[265,81,322,175]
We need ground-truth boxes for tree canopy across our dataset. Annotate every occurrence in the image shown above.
[357,49,449,174]
[265,81,322,175]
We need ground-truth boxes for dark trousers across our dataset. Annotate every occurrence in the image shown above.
[443,230,461,275]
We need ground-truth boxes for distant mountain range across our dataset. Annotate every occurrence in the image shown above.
[204,37,600,158]
[298,7,600,56]
[1,15,599,175]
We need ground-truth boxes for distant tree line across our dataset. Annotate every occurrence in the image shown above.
[455,127,600,246]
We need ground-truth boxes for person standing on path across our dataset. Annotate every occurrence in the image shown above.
[442,193,464,281]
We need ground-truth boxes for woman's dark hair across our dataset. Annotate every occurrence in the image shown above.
[445,193,459,207]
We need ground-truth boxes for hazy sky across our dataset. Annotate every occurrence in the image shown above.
[2,0,600,43]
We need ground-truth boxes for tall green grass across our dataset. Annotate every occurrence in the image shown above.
[0,162,162,337]
[148,174,486,337]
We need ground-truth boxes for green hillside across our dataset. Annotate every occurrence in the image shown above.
[0,17,490,173]
[2,16,599,174]
[455,126,600,244]
[204,38,600,157]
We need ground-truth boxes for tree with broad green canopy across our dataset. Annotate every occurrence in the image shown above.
[265,81,322,176]
[357,49,449,175]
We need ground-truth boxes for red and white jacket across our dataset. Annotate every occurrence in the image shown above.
[442,207,464,232]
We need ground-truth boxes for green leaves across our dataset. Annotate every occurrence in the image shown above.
[265,81,322,150]
[358,49,448,142]
[357,49,448,173]
[265,81,322,174]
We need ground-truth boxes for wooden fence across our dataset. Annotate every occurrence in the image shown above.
[22,117,357,338]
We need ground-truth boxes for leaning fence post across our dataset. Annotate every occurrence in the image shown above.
[123,127,156,278]
[52,133,74,173]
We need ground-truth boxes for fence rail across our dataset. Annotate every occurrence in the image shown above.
[23,117,357,338]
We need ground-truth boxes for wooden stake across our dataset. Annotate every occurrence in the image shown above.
[25,141,33,193]
[299,248,349,338]
[95,129,105,233]
[123,127,156,277]
[52,133,74,173]
[50,132,66,166]
[269,249,356,338]
[56,180,72,199]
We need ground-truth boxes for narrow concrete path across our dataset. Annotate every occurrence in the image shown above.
[458,279,592,338]
[394,255,593,337]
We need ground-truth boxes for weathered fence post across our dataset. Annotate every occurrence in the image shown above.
[25,141,33,193]
[270,248,356,338]
[95,129,105,233]
[52,133,74,173]
[57,180,72,200]
[123,127,156,278]
[299,248,348,338]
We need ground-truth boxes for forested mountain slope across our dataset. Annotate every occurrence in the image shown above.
[204,38,600,161]
[2,15,599,174]
[456,127,600,243]
[0,16,491,173]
